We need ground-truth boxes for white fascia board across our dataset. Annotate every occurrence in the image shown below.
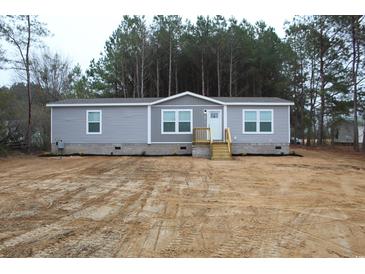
[46,101,294,107]
[226,102,294,106]
[46,103,150,107]
[151,91,225,105]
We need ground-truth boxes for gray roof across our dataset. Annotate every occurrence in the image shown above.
[51,97,161,104]
[211,97,292,103]
[50,96,292,105]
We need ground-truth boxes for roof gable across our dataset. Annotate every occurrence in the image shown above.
[151,91,223,105]
[154,93,220,106]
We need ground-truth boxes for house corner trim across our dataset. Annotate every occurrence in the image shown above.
[147,105,151,144]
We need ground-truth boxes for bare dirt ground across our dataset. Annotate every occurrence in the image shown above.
[0,147,364,257]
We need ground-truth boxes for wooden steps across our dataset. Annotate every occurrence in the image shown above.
[193,127,233,160]
[211,142,232,160]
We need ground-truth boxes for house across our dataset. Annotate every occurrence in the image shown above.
[334,118,364,145]
[46,91,294,159]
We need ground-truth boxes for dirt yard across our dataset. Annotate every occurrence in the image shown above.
[0,148,364,257]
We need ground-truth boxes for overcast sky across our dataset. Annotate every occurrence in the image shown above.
[1,0,364,87]
[40,14,290,66]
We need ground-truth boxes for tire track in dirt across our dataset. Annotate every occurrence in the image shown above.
[1,149,365,257]
[0,157,143,257]
[259,206,357,257]
[159,158,208,256]
[210,225,286,258]
[74,158,159,257]
[111,158,164,257]
[0,217,74,255]
[211,206,319,257]
[270,208,315,254]
[159,226,200,257]
[34,227,128,257]
[212,233,249,257]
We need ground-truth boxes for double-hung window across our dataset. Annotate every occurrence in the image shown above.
[162,109,192,134]
[259,111,272,132]
[244,111,257,132]
[162,111,176,133]
[243,109,273,134]
[87,110,102,134]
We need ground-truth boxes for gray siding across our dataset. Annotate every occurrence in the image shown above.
[52,106,147,144]
[227,105,289,144]
[151,106,224,142]
[156,94,219,106]
[51,95,290,146]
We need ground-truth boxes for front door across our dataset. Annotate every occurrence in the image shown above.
[207,110,223,141]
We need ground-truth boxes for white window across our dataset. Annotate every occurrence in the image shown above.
[87,110,102,134]
[178,111,191,132]
[259,111,272,132]
[244,111,257,132]
[162,111,176,133]
[243,109,273,134]
[161,109,192,134]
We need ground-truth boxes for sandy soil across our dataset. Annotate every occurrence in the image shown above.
[0,148,364,257]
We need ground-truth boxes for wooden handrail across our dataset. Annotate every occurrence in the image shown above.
[193,128,211,144]
[225,128,232,154]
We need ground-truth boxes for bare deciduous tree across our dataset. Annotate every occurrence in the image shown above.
[31,50,72,100]
[0,15,49,150]
[0,44,6,68]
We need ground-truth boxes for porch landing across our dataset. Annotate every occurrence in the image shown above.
[192,128,232,160]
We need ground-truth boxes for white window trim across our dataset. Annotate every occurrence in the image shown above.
[50,107,53,143]
[288,106,291,143]
[242,109,274,134]
[223,105,227,130]
[86,110,102,135]
[161,109,193,134]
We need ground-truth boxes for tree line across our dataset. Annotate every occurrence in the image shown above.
[0,15,364,153]
[86,15,289,99]
[285,16,365,151]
